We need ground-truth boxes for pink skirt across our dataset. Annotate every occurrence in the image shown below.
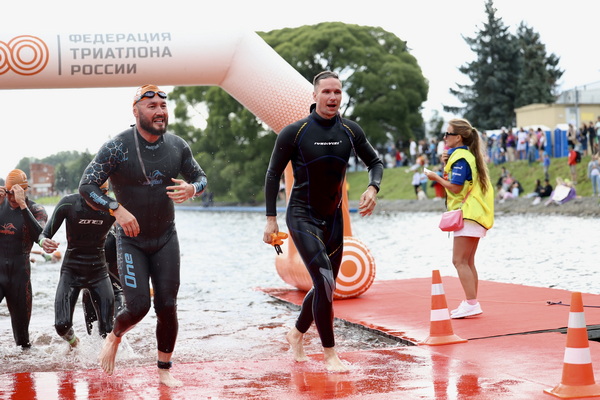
[454,219,487,238]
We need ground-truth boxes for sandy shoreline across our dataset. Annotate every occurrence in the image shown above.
[352,196,600,217]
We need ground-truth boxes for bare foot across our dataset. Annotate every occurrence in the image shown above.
[158,369,183,387]
[323,347,349,372]
[286,327,309,362]
[98,332,121,375]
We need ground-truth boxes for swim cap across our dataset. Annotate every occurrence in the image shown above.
[6,169,29,190]
[133,84,166,105]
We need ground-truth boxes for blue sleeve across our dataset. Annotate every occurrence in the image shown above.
[449,158,472,185]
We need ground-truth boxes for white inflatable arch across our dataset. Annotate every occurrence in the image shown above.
[0,29,376,298]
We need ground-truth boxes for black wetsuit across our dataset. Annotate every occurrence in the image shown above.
[82,229,124,335]
[41,193,116,340]
[79,126,207,353]
[265,107,383,348]
[0,198,47,348]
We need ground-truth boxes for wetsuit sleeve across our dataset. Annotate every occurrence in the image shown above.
[79,141,121,213]
[265,127,296,216]
[41,197,69,240]
[24,201,46,241]
[347,121,384,192]
[177,139,207,195]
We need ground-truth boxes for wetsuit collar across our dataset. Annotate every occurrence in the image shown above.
[310,105,338,127]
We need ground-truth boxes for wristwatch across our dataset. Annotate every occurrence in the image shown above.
[108,201,120,216]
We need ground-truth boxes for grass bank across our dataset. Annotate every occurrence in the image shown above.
[347,154,594,201]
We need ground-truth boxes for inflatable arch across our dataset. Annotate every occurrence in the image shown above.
[0,29,375,298]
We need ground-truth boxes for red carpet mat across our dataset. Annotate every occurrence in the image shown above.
[261,277,600,344]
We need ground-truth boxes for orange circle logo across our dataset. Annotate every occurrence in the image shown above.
[0,35,49,76]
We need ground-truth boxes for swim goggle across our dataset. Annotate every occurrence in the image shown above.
[134,90,167,105]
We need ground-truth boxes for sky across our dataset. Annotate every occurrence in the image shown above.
[2,0,599,178]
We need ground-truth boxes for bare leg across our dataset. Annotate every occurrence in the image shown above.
[158,351,182,387]
[323,347,348,372]
[286,327,309,362]
[98,331,121,375]
[452,236,480,299]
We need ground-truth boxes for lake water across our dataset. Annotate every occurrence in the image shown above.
[0,206,597,374]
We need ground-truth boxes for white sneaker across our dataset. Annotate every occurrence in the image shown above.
[450,300,483,319]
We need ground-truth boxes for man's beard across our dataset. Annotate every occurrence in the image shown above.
[139,114,168,136]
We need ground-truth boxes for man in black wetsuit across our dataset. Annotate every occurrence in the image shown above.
[79,84,207,387]
[263,71,383,372]
[39,181,117,347]
[0,169,47,349]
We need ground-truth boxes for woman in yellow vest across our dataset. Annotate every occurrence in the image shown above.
[425,118,494,318]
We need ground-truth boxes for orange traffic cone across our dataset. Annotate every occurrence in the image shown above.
[544,292,600,398]
[420,270,467,346]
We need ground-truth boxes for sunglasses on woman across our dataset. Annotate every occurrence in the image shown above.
[444,132,460,137]
[134,90,167,105]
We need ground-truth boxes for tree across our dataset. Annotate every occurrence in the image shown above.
[515,22,563,108]
[427,110,445,137]
[447,0,520,129]
[259,22,428,145]
[170,23,428,202]
[447,0,562,130]
[170,86,272,203]
[54,163,69,193]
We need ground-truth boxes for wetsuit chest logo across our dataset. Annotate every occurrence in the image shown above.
[314,140,342,146]
[78,219,104,225]
[0,223,17,235]
[144,170,166,186]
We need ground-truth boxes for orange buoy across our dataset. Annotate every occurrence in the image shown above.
[334,237,375,299]
[275,236,375,300]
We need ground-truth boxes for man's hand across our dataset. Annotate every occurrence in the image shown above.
[167,178,195,203]
[11,185,27,209]
[113,205,140,237]
[40,238,59,253]
[263,216,279,244]
[358,186,378,217]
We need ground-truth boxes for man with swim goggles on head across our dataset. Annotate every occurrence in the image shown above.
[79,84,207,388]
[0,169,48,349]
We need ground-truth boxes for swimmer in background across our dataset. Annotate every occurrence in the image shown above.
[30,249,62,264]
[40,180,116,347]
[0,169,48,349]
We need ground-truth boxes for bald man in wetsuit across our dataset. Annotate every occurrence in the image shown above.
[263,71,383,372]
[39,182,117,347]
[0,169,47,349]
[79,84,207,388]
